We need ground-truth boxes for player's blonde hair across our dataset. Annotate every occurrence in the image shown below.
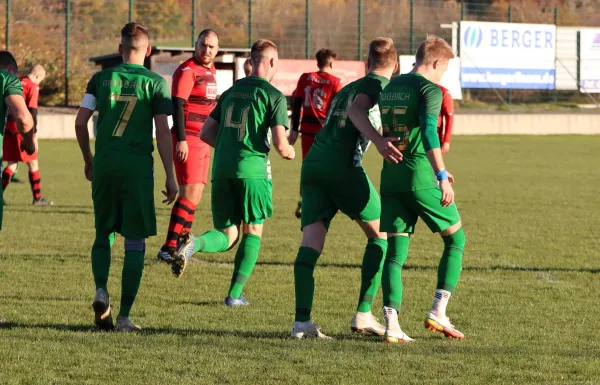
[250,39,278,64]
[121,22,149,53]
[415,35,454,66]
[368,37,397,69]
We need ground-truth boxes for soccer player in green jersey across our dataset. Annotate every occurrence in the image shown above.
[291,38,403,339]
[375,36,466,342]
[172,39,295,307]
[75,22,177,331]
[0,51,35,230]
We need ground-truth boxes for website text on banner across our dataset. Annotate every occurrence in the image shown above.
[270,59,366,96]
[460,21,556,90]
[579,30,600,93]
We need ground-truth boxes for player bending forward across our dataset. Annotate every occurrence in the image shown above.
[291,38,402,339]
[172,39,295,307]
[0,51,35,229]
[157,29,219,263]
[376,36,466,342]
[75,22,177,331]
[2,64,52,205]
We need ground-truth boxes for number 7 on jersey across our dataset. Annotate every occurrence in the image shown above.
[110,93,138,137]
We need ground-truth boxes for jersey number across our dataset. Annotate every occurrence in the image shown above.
[225,104,250,141]
[110,93,138,137]
[304,86,326,111]
[381,106,409,150]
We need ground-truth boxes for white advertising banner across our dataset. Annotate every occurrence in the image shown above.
[579,29,600,93]
[398,55,462,100]
[460,21,556,90]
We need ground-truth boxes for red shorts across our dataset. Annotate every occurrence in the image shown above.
[2,131,37,162]
[301,134,316,159]
[173,132,211,185]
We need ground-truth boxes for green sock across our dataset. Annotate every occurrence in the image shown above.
[356,237,387,312]
[193,230,230,253]
[293,246,321,322]
[437,228,466,293]
[11,164,18,180]
[227,234,261,299]
[119,250,145,318]
[91,232,115,291]
[382,235,410,312]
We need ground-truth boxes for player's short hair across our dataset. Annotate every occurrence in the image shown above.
[415,35,455,66]
[121,22,149,52]
[29,64,45,76]
[0,50,18,72]
[368,37,397,69]
[250,39,278,64]
[198,29,219,41]
[316,49,337,68]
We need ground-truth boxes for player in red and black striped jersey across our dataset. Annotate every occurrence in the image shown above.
[157,29,219,263]
[289,49,342,218]
[1,64,52,205]
[436,84,454,155]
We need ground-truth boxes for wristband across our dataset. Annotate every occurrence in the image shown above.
[435,169,448,181]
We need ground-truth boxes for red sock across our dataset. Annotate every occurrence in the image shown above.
[29,170,42,200]
[2,168,14,191]
[165,198,196,249]
[183,210,196,233]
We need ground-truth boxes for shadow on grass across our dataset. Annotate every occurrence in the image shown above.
[175,300,223,307]
[4,207,93,215]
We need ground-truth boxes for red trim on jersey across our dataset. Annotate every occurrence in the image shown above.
[171,57,217,133]
[437,84,455,143]
[294,71,341,134]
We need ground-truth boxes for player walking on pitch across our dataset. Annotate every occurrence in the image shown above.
[75,22,177,331]
[0,51,35,229]
[437,84,454,155]
[2,64,52,205]
[376,36,466,342]
[172,40,295,307]
[157,29,219,263]
[291,38,402,339]
[289,49,342,219]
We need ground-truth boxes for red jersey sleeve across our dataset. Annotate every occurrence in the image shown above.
[441,91,454,143]
[26,83,39,109]
[333,78,343,94]
[171,65,196,100]
[293,74,307,98]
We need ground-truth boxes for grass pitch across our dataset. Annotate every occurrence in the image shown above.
[0,137,598,384]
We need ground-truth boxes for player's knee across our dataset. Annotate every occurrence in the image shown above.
[124,238,146,253]
[93,231,113,249]
[442,227,466,252]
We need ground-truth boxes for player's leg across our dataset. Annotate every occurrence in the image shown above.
[380,192,418,343]
[116,238,145,332]
[10,163,20,182]
[414,188,466,339]
[1,161,18,191]
[27,155,52,206]
[295,134,315,219]
[225,222,262,306]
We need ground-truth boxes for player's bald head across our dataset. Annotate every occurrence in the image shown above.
[198,29,218,41]
[29,64,45,77]
[368,37,397,70]
[121,22,149,53]
[0,50,18,73]
[250,39,278,65]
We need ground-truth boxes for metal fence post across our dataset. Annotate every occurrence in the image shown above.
[191,0,196,47]
[576,31,581,90]
[305,0,310,59]
[65,0,70,106]
[129,0,133,22]
[409,0,414,54]
[358,0,363,60]
[460,1,465,21]
[248,0,252,48]
[507,5,513,105]
[5,0,10,50]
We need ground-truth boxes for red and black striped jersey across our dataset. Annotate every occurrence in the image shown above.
[172,56,217,134]
[293,71,342,134]
[6,77,38,133]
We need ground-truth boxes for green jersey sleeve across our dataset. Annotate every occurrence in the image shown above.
[420,83,442,151]
[209,93,224,123]
[4,73,23,97]
[269,92,289,129]
[85,73,97,96]
[358,75,384,105]
[152,77,173,116]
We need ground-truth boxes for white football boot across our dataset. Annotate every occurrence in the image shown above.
[383,307,414,343]
[351,311,386,336]
[291,321,332,339]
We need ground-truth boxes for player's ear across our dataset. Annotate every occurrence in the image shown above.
[432,59,440,70]
[118,44,123,55]
[145,45,151,57]
[270,57,274,68]
[393,61,399,73]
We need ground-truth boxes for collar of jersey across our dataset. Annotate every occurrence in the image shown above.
[121,63,145,68]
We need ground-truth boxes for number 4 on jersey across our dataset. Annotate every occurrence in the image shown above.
[225,104,250,141]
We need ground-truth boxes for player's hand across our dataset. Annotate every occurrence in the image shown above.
[439,179,455,207]
[20,136,36,155]
[162,177,178,205]
[376,137,403,164]
[288,130,299,145]
[176,141,189,163]
[442,142,450,155]
[84,161,93,182]
[284,146,296,160]
[447,171,455,184]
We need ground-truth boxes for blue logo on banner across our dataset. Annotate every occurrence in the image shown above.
[464,26,483,48]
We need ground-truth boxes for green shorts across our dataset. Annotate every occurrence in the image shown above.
[300,161,380,230]
[211,178,273,229]
[92,155,156,239]
[380,188,461,234]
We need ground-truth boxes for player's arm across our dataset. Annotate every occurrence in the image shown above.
[199,116,219,148]
[441,92,454,155]
[171,66,196,162]
[289,75,305,145]
[271,93,295,160]
[27,82,40,133]
[420,84,453,207]
[347,93,402,164]
[154,78,177,204]
[5,94,34,154]
[75,88,96,181]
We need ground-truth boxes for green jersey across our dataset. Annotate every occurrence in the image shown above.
[379,73,443,193]
[0,71,23,161]
[306,73,389,168]
[85,63,172,160]
[209,76,289,180]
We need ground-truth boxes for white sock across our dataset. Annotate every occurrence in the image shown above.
[383,306,400,331]
[431,289,451,317]
[294,320,312,328]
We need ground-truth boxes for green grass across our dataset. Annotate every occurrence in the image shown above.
[1,137,599,384]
